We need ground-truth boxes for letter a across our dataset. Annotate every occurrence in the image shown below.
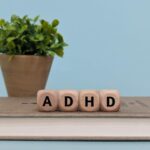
[43,96,52,106]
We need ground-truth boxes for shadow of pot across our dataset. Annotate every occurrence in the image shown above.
[0,54,53,97]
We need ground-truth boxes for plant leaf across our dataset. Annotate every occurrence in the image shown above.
[0,15,67,58]
[33,15,39,23]
[47,51,55,57]
[7,37,16,42]
[52,19,59,27]
[52,48,64,57]
[0,19,5,27]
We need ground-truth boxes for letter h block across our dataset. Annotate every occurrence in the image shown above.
[79,90,100,112]
[58,90,79,112]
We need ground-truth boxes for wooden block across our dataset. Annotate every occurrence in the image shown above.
[99,90,120,112]
[58,90,79,112]
[37,90,58,112]
[79,90,100,112]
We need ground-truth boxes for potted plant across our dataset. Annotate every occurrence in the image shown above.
[0,15,67,97]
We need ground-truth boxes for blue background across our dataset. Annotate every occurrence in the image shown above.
[0,141,149,150]
[1,0,150,96]
[0,0,150,149]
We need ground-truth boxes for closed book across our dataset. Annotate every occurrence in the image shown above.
[0,97,150,141]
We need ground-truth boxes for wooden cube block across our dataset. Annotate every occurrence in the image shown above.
[79,90,100,112]
[37,90,58,112]
[99,90,120,112]
[58,90,79,112]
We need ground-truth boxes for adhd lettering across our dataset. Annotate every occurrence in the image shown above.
[37,90,120,112]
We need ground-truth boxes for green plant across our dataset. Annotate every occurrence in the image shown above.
[0,15,68,57]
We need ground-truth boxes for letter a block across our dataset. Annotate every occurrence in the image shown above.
[79,90,100,112]
[99,90,120,112]
[37,90,58,112]
[58,90,79,112]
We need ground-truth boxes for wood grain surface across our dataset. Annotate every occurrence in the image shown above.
[0,97,150,118]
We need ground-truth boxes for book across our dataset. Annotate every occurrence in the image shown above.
[0,97,150,141]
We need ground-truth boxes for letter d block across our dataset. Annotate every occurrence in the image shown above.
[58,90,79,112]
[99,90,120,112]
[79,90,100,112]
[37,90,58,112]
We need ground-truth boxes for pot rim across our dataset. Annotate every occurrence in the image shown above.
[0,53,53,58]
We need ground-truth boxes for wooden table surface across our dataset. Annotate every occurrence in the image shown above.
[0,97,150,118]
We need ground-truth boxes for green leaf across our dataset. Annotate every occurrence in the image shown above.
[7,37,16,42]
[29,34,44,42]
[35,34,44,41]
[23,15,28,20]
[19,25,28,33]
[33,15,39,23]
[63,42,68,47]
[7,25,16,31]
[57,33,64,42]
[0,15,67,58]
[51,42,68,49]
[11,15,18,22]
[47,51,55,57]
[52,19,59,27]
[51,27,57,34]
[0,19,5,27]
[7,41,16,50]
[52,48,64,57]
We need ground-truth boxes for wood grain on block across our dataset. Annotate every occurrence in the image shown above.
[58,90,79,112]
[37,90,58,112]
[79,90,100,112]
[99,90,120,112]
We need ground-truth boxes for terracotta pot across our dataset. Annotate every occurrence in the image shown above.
[0,54,53,97]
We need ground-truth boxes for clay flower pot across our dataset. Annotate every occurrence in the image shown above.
[0,54,53,97]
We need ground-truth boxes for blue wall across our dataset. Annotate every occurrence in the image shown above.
[1,0,150,96]
[1,141,150,150]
